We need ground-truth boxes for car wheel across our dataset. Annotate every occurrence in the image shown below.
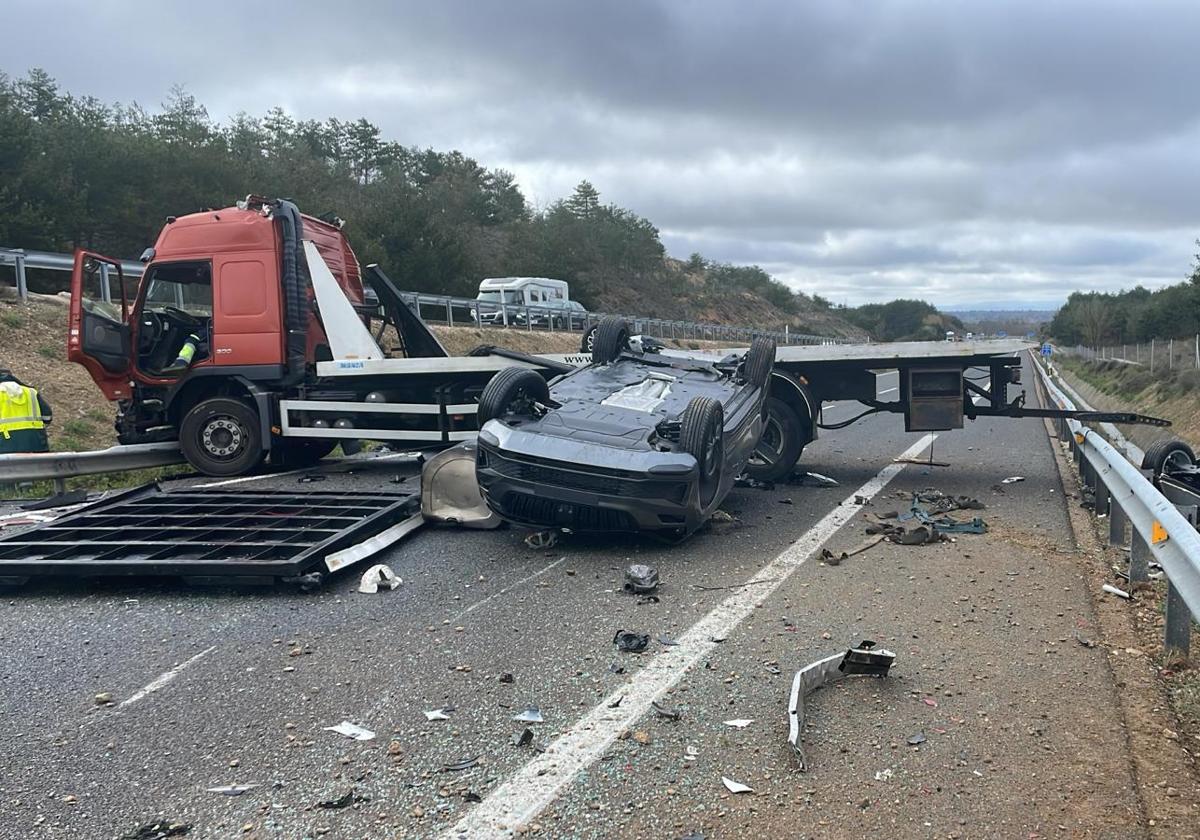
[580,325,598,354]
[592,316,630,364]
[680,396,725,507]
[1141,438,1195,474]
[271,438,337,468]
[745,397,805,482]
[179,396,265,476]
[743,336,777,389]
[478,367,550,424]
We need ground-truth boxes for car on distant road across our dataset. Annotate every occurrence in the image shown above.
[474,317,775,538]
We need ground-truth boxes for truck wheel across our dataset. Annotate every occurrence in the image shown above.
[580,325,598,354]
[1141,438,1195,474]
[179,397,265,476]
[680,396,725,507]
[745,397,806,482]
[743,336,777,389]
[591,317,630,364]
[478,368,550,424]
[272,438,338,468]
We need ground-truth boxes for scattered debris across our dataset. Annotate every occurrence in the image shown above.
[524,530,558,549]
[906,732,927,746]
[1102,583,1132,600]
[513,728,534,747]
[853,494,869,505]
[1000,476,1025,484]
[624,563,660,594]
[298,473,327,483]
[874,768,894,782]
[206,784,258,796]
[613,630,650,653]
[608,695,625,708]
[499,672,515,684]
[323,721,375,741]
[608,663,625,675]
[721,776,754,794]
[778,498,794,505]
[357,563,402,594]
[94,692,114,706]
[893,457,950,468]
[120,821,192,840]
[658,635,680,647]
[921,696,939,708]
[734,475,775,490]
[821,534,886,566]
[724,719,753,729]
[788,641,896,771]
[512,706,544,724]
[442,756,480,772]
[790,471,839,488]
[316,790,368,809]
[690,577,779,592]
[1075,632,1098,649]
[685,745,699,761]
[652,701,682,721]
[636,595,660,605]
[631,730,652,745]
[464,792,483,803]
[424,708,453,721]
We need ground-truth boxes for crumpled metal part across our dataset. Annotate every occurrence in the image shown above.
[788,641,896,771]
[358,564,402,594]
[623,563,660,594]
[420,442,501,529]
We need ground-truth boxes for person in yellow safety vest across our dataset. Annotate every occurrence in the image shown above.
[166,332,202,372]
[0,368,52,454]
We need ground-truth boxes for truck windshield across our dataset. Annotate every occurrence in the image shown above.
[479,290,522,305]
[142,262,213,317]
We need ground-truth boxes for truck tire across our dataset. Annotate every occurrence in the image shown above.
[580,325,598,354]
[591,317,630,365]
[745,397,806,482]
[680,396,724,507]
[179,397,266,477]
[1141,438,1195,474]
[743,336,776,389]
[271,438,338,468]
[478,368,550,424]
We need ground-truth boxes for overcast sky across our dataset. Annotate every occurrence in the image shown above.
[5,0,1198,308]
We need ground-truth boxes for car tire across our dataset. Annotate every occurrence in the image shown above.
[179,396,265,476]
[580,325,598,354]
[1141,438,1195,474]
[745,397,805,482]
[680,396,725,507]
[591,317,629,364]
[743,336,777,389]
[478,367,550,424]
[271,438,337,468]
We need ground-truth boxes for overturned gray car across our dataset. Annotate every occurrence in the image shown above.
[475,317,775,537]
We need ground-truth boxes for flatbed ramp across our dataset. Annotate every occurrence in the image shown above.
[0,484,420,585]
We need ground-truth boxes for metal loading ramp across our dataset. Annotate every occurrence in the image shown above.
[0,485,421,585]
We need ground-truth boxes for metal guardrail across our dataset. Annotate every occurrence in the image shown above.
[1043,358,1145,467]
[0,442,184,483]
[2,246,844,346]
[1034,354,1199,656]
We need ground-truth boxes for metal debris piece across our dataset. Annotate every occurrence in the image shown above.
[658,635,680,647]
[424,708,453,721]
[636,595,661,605]
[420,442,502,528]
[624,563,660,594]
[499,672,515,683]
[609,663,625,674]
[206,784,258,796]
[443,755,481,772]
[608,695,625,708]
[652,701,681,721]
[685,745,699,761]
[906,732,927,746]
[788,641,896,772]
[791,471,839,487]
[724,719,753,729]
[316,789,367,809]
[734,476,775,490]
[512,706,544,723]
[120,821,192,840]
[1074,632,1097,648]
[613,630,650,653]
[1102,583,1131,599]
[94,692,114,705]
[298,473,327,483]
[357,563,402,594]
[324,721,375,741]
[1000,476,1025,484]
[721,776,754,794]
[524,530,558,549]
[874,767,894,782]
[821,535,886,566]
[464,792,483,803]
[513,728,534,747]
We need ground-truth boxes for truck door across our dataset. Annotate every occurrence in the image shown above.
[67,250,133,400]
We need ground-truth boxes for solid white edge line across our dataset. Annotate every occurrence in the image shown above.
[442,433,937,838]
[118,646,216,708]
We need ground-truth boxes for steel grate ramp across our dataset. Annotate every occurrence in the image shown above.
[0,484,420,585]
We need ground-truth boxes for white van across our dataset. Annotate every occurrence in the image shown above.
[475,277,569,326]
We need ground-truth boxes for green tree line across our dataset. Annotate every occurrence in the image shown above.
[835,299,963,342]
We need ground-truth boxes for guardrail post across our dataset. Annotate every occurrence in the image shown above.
[446,298,453,326]
[13,251,28,301]
[1164,505,1197,658]
[1129,529,1150,584]
[1108,501,1126,545]
[1094,477,1110,517]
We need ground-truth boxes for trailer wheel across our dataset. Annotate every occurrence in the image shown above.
[591,317,630,365]
[580,324,598,354]
[478,368,550,424]
[680,396,725,507]
[1141,438,1195,475]
[271,438,338,468]
[179,397,265,476]
[745,397,806,482]
[743,336,777,389]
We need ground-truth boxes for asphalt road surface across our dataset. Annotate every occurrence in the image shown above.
[0,357,1148,839]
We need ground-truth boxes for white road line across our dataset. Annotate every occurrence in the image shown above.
[878,387,898,395]
[443,433,937,839]
[118,646,216,708]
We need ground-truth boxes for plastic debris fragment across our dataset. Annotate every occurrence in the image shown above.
[323,721,375,741]
[358,564,402,594]
[721,776,754,794]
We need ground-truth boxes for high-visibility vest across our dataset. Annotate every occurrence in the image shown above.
[0,384,47,440]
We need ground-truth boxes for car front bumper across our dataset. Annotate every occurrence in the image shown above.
[476,422,703,534]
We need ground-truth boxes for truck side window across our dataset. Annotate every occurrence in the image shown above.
[137,261,214,375]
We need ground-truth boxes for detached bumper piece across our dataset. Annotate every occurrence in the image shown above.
[787,641,896,771]
[0,484,420,586]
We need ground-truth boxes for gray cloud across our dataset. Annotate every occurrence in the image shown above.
[4,0,1198,306]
